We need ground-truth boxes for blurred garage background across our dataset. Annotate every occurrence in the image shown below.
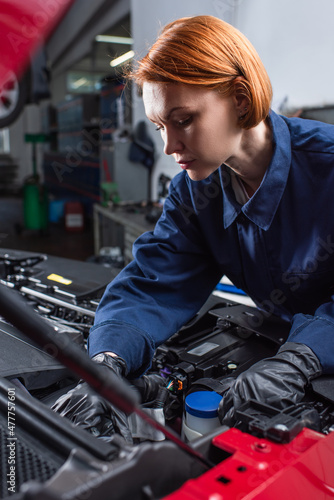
[1,0,333,265]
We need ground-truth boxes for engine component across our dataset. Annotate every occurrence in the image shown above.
[0,249,334,499]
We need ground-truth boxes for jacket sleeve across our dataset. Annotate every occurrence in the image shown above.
[88,177,222,377]
[288,300,334,374]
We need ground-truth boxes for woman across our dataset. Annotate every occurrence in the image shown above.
[55,15,333,433]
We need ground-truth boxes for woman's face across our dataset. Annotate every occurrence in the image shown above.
[143,82,243,181]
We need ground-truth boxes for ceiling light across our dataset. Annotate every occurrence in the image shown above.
[72,77,88,89]
[95,35,133,44]
[110,50,134,67]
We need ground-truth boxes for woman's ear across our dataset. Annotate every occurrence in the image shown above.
[232,76,250,117]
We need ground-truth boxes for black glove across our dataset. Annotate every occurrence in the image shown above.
[219,342,322,427]
[52,353,133,444]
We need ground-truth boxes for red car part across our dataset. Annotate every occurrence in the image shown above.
[0,0,74,87]
[165,427,334,499]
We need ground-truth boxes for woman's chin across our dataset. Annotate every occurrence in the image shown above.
[186,168,219,182]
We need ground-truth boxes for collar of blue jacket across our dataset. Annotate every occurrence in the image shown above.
[220,110,291,230]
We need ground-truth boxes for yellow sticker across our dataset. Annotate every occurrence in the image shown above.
[47,273,72,285]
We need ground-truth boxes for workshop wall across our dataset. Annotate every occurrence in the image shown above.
[236,0,334,111]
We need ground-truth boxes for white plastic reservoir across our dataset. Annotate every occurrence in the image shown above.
[183,391,223,441]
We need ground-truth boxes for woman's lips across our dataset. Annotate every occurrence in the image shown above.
[177,159,195,170]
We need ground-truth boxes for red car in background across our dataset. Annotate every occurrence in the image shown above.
[0,0,73,128]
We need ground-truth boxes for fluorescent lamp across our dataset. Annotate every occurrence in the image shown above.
[95,35,133,44]
[72,77,88,89]
[110,50,134,67]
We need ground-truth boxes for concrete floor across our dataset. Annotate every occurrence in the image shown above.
[0,197,95,261]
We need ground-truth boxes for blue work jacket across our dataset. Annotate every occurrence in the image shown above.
[89,111,334,376]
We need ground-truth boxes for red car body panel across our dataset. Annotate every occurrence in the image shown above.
[165,428,334,499]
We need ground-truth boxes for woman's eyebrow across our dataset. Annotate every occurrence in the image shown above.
[147,106,192,124]
[165,106,191,120]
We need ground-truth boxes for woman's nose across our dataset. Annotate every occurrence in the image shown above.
[163,129,184,156]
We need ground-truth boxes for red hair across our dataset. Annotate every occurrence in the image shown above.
[129,16,272,129]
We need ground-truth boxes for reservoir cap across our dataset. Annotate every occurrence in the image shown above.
[185,391,223,419]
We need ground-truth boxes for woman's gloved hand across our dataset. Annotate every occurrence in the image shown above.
[218,342,322,427]
[52,353,133,444]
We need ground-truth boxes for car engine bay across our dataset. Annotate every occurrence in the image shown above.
[1,249,334,499]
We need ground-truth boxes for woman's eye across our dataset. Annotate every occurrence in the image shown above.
[178,117,192,127]
[155,125,164,131]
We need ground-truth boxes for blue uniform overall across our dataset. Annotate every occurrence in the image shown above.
[88,111,334,377]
